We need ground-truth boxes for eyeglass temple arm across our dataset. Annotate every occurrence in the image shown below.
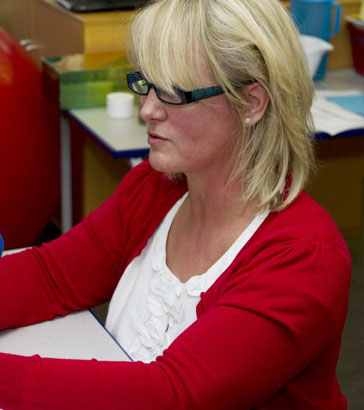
[188,86,225,102]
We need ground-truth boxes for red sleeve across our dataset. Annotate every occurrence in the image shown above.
[0,197,122,330]
[0,160,179,331]
[0,238,351,410]
[0,161,144,331]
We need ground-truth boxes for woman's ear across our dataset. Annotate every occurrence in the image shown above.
[242,82,269,126]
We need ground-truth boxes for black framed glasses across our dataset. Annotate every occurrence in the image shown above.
[127,71,226,105]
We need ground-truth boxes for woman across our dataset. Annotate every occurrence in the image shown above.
[0,0,351,409]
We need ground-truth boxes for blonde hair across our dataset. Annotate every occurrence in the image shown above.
[128,0,316,211]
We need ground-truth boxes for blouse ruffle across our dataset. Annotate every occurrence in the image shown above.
[128,219,206,363]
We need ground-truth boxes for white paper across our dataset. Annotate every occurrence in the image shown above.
[0,311,130,361]
[312,91,364,136]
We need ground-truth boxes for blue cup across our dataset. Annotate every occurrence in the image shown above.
[0,234,3,257]
[291,0,341,80]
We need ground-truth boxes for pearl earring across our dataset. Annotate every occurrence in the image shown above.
[244,117,251,125]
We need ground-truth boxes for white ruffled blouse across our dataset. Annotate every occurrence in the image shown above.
[106,193,269,363]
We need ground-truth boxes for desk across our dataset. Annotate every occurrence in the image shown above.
[313,69,364,139]
[315,68,364,91]
[309,69,364,237]
[0,249,130,361]
[0,310,132,361]
[69,107,149,159]
[60,108,148,233]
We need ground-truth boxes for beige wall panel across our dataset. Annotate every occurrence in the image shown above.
[82,11,135,54]
[0,0,31,40]
[30,0,83,60]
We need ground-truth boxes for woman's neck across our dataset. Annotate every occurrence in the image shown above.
[166,173,258,282]
[184,171,255,228]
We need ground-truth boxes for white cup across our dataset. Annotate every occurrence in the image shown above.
[106,92,134,119]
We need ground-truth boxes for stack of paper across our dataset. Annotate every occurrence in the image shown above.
[312,90,364,138]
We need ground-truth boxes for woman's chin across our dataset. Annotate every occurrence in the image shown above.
[148,153,183,175]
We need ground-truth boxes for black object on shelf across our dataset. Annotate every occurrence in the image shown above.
[56,0,150,12]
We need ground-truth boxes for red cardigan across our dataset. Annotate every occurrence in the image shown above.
[0,161,351,410]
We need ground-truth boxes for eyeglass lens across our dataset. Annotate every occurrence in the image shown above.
[129,74,183,104]
[130,77,148,94]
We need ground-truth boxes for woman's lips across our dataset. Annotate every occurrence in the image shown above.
[147,132,168,145]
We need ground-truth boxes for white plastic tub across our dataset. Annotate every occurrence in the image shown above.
[299,35,334,77]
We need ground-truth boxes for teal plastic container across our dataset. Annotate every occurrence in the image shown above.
[291,0,341,80]
[0,234,3,257]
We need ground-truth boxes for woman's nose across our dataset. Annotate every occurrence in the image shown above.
[139,88,167,123]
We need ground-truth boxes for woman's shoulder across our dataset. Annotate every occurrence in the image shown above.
[219,191,352,293]
[111,160,187,239]
[207,191,351,328]
[258,191,350,254]
[116,160,186,202]
[118,159,163,191]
